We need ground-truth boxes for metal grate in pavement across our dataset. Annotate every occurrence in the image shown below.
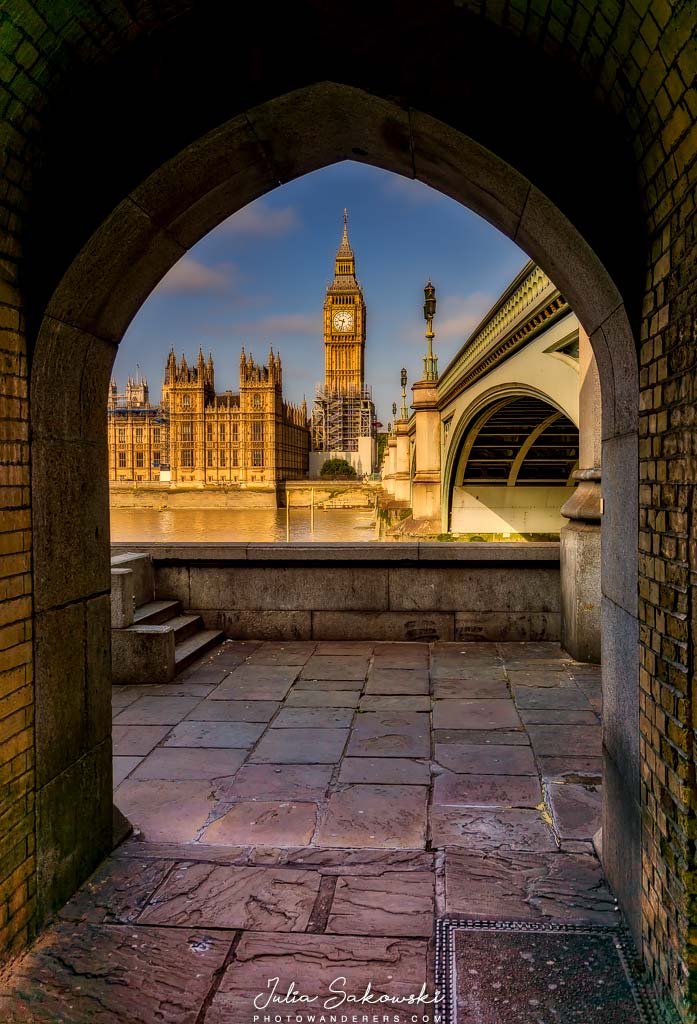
[436,919,667,1024]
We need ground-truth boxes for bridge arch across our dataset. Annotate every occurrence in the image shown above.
[442,381,577,521]
[444,388,580,536]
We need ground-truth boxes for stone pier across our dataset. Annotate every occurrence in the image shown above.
[560,328,602,663]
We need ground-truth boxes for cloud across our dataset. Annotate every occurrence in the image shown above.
[388,291,492,348]
[382,175,443,205]
[220,201,300,237]
[156,257,234,295]
[436,291,494,340]
[239,312,320,336]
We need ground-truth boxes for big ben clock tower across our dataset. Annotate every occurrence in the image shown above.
[310,210,376,475]
[323,210,366,394]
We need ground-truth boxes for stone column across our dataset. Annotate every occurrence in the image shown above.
[393,420,411,503]
[560,326,601,662]
[411,380,441,523]
[384,435,397,496]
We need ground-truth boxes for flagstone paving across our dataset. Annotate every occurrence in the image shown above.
[2,640,619,1023]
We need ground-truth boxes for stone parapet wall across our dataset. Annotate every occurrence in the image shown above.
[109,483,280,509]
[110,542,561,643]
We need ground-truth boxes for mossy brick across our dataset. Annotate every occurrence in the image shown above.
[0,722,31,762]
[0,706,29,745]
[0,847,33,905]
[0,817,32,876]
[0,594,30,626]
[0,573,31,602]
[0,789,31,837]
[0,552,31,577]
[0,621,25,652]
[0,682,31,718]
[13,40,38,72]
[5,892,35,936]
[0,531,31,559]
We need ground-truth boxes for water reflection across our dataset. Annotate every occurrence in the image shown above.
[109,507,381,543]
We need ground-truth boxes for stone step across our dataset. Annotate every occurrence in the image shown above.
[133,599,182,626]
[110,551,154,608]
[174,629,225,673]
[168,614,204,644]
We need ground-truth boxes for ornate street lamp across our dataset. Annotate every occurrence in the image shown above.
[400,367,408,420]
[422,281,438,382]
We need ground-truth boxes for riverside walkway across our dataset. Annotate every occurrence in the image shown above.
[1,641,615,1022]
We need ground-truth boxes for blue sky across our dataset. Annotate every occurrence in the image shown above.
[116,162,528,425]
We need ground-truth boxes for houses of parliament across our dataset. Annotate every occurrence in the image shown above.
[107,212,375,485]
[107,347,309,486]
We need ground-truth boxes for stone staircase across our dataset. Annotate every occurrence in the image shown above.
[110,552,223,683]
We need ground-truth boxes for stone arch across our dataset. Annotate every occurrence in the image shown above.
[444,390,580,538]
[29,82,640,954]
[442,380,580,523]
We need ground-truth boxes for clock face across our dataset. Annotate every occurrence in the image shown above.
[332,310,354,332]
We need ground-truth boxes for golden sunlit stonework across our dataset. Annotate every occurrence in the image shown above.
[107,347,309,486]
[311,211,376,475]
[323,208,366,394]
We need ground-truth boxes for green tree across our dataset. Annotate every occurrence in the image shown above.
[319,458,357,479]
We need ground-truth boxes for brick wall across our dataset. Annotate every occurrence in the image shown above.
[637,45,697,1010]
[0,289,34,954]
[0,0,695,1015]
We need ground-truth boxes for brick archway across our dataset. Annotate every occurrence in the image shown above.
[2,2,694,1015]
[30,77,641,952]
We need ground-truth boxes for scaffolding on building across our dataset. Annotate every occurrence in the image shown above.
[311,385,376,452]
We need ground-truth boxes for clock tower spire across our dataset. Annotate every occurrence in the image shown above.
[324,209,366,394]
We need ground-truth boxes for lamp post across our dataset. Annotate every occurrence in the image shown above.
[422,281,438,382]
[411,280,441,522]
[392,402,397,431]
[400,367,408,420]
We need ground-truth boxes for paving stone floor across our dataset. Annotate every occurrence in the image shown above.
[1,641,617,1023]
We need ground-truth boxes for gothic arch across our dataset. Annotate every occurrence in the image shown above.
[28,81,640,953]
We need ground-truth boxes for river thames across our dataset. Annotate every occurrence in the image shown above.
[109,507,381,543]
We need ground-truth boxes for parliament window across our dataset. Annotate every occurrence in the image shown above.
[207,450,213,467]
[220,424,226,442]
[182,422,193,442]
[153,428,160,443]
[153,452,160,465]
[207,424,213,441]
[183,395,190,409]
[118,452,126,468]
[181,450,193,467]
[118,428,126,443]
[252,422,263,442]
[135,427,143,442]
[220,451,226,467]
[252,449,264,467]
[135,451,144,468]
[232,423,238,441]
[253,393,261,409]
[232,449,238,467]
